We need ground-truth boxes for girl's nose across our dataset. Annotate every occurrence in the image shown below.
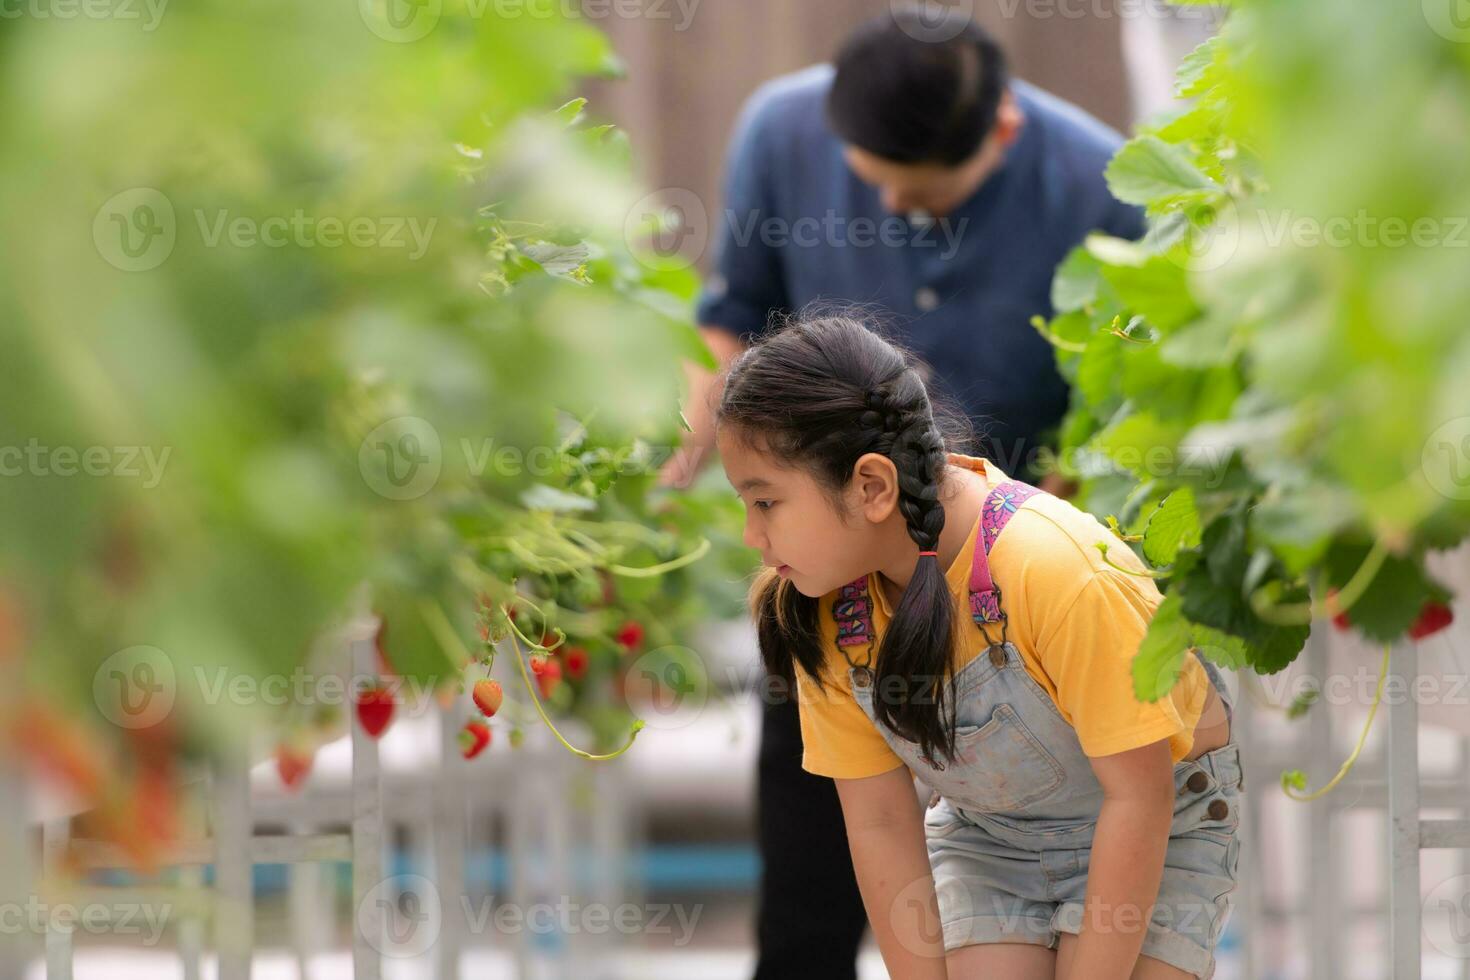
[741,519,766,552]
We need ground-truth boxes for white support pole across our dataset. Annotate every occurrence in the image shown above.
[1234,687,1262,980]
[0,734,36,977]
[1306,633,1339,980]
[42,819,72,980]
[435,705,466,980]
[1388,640,1422,980]
[178,860,205,980]
[212,751,253,980]
[351,627,384,980]
[288,816,325,980]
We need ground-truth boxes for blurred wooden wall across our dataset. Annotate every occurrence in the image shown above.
[584,0,1136,271]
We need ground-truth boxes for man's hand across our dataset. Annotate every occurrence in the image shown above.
[658,325,748,490]
[657,444,710,490]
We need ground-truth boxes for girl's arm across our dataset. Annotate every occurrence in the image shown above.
[1059,737,1177,980]
[834,765,950,980]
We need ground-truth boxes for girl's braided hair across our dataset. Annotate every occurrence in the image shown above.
[716,310,977,765]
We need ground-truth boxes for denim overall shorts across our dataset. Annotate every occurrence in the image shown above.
[833,480,1243,978]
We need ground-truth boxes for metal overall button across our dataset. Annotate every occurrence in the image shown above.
[852,667,873,690]
[1206,798,1230,821]
[987,644,1006,668]
[1185,771,1209,794]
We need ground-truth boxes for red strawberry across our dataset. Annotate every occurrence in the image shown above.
[458,720,491,759]
[563,646,589,680]
[472,679,504,718]
[1409,600,1454,640]
[354,684,395,738]
[531,656,562,698]
[615,621,644,652]
[16,703,105,800]
[275,744,313,791]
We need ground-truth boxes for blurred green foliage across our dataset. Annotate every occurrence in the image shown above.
[0,0,749,769]
[1036,0,1470,697]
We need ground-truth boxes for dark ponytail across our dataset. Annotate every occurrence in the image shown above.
[718,312,976,765]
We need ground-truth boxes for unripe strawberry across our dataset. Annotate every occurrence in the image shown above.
[458,720,491,759]
[472,679,504,718]
[531,656,563,699]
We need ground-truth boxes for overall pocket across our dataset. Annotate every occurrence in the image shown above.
[899,702,1067,813]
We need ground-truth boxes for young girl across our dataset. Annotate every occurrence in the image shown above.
[716,315,1241,980]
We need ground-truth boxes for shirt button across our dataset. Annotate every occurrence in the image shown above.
[915,286,939,312]
[1206,799,1230,821]
[1186,771,1209,794]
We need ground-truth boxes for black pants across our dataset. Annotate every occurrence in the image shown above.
[753,690,868,979]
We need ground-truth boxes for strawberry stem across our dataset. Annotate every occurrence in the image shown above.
[608,537,711,578]
[1250,539,1388,625]
[505,610,643,761]
[1282,643,1390,802]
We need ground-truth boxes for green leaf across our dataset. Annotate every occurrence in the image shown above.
[520,241,591,284]
[1051,247,1102,313]
[1134,594,1192,702]
[554,98,588,126]
[1105,136,1217,208]
[1143,487,1202,565]
[1326,544,1443,644]
[1174,35,1222,100]
[520,484,597,513]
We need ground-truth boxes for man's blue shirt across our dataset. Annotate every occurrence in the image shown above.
[694,64,1144,475]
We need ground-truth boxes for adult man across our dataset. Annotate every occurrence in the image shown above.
[661,7,1145,976]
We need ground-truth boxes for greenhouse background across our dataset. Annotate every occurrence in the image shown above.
[1,0,1468,977]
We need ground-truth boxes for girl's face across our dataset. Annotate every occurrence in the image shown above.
[717,428,898,599]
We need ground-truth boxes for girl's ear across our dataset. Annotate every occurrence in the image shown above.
[850,452,899,523]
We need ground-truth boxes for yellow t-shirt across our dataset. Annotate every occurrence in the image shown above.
[795,452,1212,779]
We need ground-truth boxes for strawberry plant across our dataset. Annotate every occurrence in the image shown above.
[0,1,750,862]
[1035,0,1470,795]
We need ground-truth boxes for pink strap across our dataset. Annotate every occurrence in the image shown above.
[968,481,1041,626]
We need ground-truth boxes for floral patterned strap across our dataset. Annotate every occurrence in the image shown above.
[969,480,1040,625]
[834,579,873,648]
